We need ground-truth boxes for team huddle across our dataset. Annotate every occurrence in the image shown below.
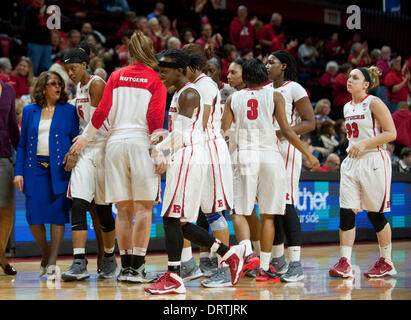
[29,30,397,295]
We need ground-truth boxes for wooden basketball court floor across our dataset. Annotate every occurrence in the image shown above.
[1,240,410,300]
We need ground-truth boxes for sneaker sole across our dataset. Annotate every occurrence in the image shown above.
[144,286,186,294]
[255,277,279,282]
[61,274,90,282]
[280,274,305,282]
[329,269,353,278]
[201,281,232,288]
[364,270,397,278]
[128,276,158,283]
[182,271,204,282]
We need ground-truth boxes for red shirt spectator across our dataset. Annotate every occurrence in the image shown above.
[333,68,352,110]
[385,58,409,103]
[9,57,34,98]
[392,104,411,148]
[194,23,222,51]
[229,6,255,51]
[324,32,343,59]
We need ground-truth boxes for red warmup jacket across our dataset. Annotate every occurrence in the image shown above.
[392,110,411,147]
[230,17,254,51]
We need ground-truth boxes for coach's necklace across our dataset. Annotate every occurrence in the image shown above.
[46,105,55,113]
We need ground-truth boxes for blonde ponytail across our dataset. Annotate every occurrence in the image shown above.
[365,66,381,90]
[128,31,158,70]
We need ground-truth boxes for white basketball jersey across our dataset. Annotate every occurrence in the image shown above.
[264,81,308,130]
[344,94,384,154]
[75,75,109,142]
[192,74,222,141]
[230,86,277,150]
[168,82,205,148]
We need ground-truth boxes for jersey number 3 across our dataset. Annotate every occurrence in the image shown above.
[346,122,359,138]
[247,99,258,120]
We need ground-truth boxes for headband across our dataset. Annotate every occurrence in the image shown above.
[271,51,288,64]
[63,57,86,64]
[158,60,187,69]
[358,67,372,85]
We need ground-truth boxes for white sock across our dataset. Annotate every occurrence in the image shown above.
[73,248,85,255]
[181,247,193,262]
[271,244,284,258]
[260,252,271,271]
[199,251,209,259]
[104,246,115,254]
[240,240,253,256]
[252,240,261,256]
[340,246,352,261]
[288,246,301,262]
[379,243,392,260]
[132,247,146,256]
[126,249,133,255]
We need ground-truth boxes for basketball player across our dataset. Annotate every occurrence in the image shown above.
[226,58,262,277]
[144,49,246,295]
[265,51,316,282]
[329,66,397,278]
[204,56,237,106]
[181,44,234,288]
[61,45,117,281]
[221,58,319,282]
[69,31,166,283]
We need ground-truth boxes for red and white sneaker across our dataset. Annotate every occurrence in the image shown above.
[144,271,186,294]
[240,253,260,279]
[221,244,246,286]
[255,266,279,282]
[329,257,353,278]
[364,258,397,278]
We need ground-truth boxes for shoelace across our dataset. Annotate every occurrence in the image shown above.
[371,258,384,271]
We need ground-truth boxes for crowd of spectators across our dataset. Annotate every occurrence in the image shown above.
[1,0,410,174]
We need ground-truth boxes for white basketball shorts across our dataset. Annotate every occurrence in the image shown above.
[340,149,392,213]
[161,144,206,223]
[233,149,286,216]
[104,138,160,203]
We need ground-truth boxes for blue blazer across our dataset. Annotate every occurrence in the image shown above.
[15,103,79,196]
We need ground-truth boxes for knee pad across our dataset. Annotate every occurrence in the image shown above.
[273,214,285,245]
[205,211,228,231]
[196,209,209,231]
[339,208,356,231]
[71,198,90,231]
[283,204,302,246]
[96,204,115,233]
[367,211,388,232]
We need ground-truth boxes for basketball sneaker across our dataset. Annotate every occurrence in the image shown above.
[255,266,279,282]
[199,257,218,277]
[127,264,158,283]
[98,255,118,279]
[201,266,232,288]
[270,255,288,274]
[61,259,90,281]
[144,271,186,294]
[329,257,353,278]
[221,244,246,285]
[364,257,397,278]
[239,253,260,279]
[180,257,204,282]
[280,261,305,282]
[117,267,132,282]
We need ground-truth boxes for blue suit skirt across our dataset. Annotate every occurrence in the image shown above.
[25,156,70,225]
